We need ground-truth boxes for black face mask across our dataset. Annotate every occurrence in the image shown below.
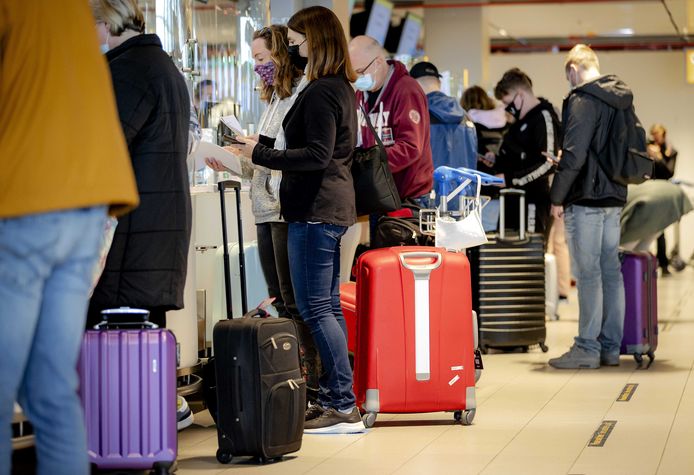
[288,44,308,70]
[505,93,523,121]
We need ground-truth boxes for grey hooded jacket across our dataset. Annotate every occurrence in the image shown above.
[243,93,295,224]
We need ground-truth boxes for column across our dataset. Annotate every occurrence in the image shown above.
[423,0,490,92]
[270,0,351,34]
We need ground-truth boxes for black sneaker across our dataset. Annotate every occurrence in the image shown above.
[305,403,326,421]
[303,407,365,434]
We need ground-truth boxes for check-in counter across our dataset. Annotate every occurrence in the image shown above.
[169,183,369,375]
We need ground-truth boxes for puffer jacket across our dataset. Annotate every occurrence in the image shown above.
[91,34,192,311]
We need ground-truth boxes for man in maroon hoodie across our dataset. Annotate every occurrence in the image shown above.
[349,36,433,205]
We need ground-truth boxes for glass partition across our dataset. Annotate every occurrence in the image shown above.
[138,0,269,142]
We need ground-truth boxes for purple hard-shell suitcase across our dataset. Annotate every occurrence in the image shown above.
[79,310,177,473]
[620,251,658,367]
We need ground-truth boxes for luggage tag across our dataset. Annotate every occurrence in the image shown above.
[247,297,276,318]
[474,349,484,370]
[257,297,276,311]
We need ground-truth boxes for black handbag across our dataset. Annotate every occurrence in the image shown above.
[371,200,433,249]
[351,105,401,216]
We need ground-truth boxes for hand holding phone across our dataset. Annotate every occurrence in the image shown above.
[543,151,559,163]
[222,134,245,145]
[478,152,496,167]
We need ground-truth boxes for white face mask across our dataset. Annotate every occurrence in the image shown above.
[354,73,375,92]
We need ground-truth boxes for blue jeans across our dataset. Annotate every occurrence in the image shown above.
[287,222,354,410]
[0,207,106,475]
[564,205,625,356]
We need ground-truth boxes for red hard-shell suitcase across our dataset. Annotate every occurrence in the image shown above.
[353,246,478,427]
[620,251,658,367]
[339,281,357,357]
[79,309,177,473]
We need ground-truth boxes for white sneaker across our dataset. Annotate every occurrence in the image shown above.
[303,407,365,434]
[177,396,194,431]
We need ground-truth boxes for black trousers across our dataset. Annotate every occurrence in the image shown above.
[657,233,669,269]
[256,222,298,319]
[257,222,320,396]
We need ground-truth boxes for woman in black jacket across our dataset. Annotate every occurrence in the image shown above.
[88,0,192,328]
[229,6,362,434]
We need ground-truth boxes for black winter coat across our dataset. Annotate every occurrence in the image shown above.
[550,75,629,208]
[91,34,192,311]
[252,75,357,227]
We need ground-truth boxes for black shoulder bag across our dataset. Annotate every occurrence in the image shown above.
[351,105,401,216]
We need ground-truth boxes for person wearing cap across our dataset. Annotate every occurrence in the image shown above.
[348,36,433,207]
[411,61,478,174]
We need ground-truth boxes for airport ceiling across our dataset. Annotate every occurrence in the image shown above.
[378,0,692,51]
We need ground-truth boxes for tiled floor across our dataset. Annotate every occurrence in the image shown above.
[176,267,694,475]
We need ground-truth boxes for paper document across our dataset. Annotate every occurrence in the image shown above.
[220,115,244,136]
[193,141,243,176]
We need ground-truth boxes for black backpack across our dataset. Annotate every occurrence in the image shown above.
[597,102,654,185]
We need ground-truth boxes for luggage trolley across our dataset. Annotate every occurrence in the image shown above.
[420,166,504,244]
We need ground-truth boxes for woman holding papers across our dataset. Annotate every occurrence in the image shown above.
[206,26,322,395]
[228,7,363,434]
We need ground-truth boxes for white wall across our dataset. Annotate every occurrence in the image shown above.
[488,51,694,257]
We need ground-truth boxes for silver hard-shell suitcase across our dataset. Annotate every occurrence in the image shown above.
[469,189,548,353]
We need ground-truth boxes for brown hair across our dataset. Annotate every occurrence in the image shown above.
[89,0,145,36]
[253,25,302,101]
[462,86,496,111]
[565,44,600,74]
[494,68,533,100]
[287,6,357,83]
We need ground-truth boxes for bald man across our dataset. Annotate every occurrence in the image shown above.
[349,36,433,205]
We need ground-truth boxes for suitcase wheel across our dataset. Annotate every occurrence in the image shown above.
[633,353,644,368]
[454,409,475,426]
[362,412,377,428]
[646,350,655,369]
[216,448,233,464]
[153,461,174,475]
[539,342,549,353]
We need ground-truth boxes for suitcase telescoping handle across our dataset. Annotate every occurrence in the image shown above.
[398,251,442,382]
[499,188,526,242]
[218,179,248,318]
[94,307,158,329]
[398,251,443,276]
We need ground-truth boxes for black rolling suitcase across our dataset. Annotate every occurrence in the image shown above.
[213,180,305,464]
[469,189,548,353]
